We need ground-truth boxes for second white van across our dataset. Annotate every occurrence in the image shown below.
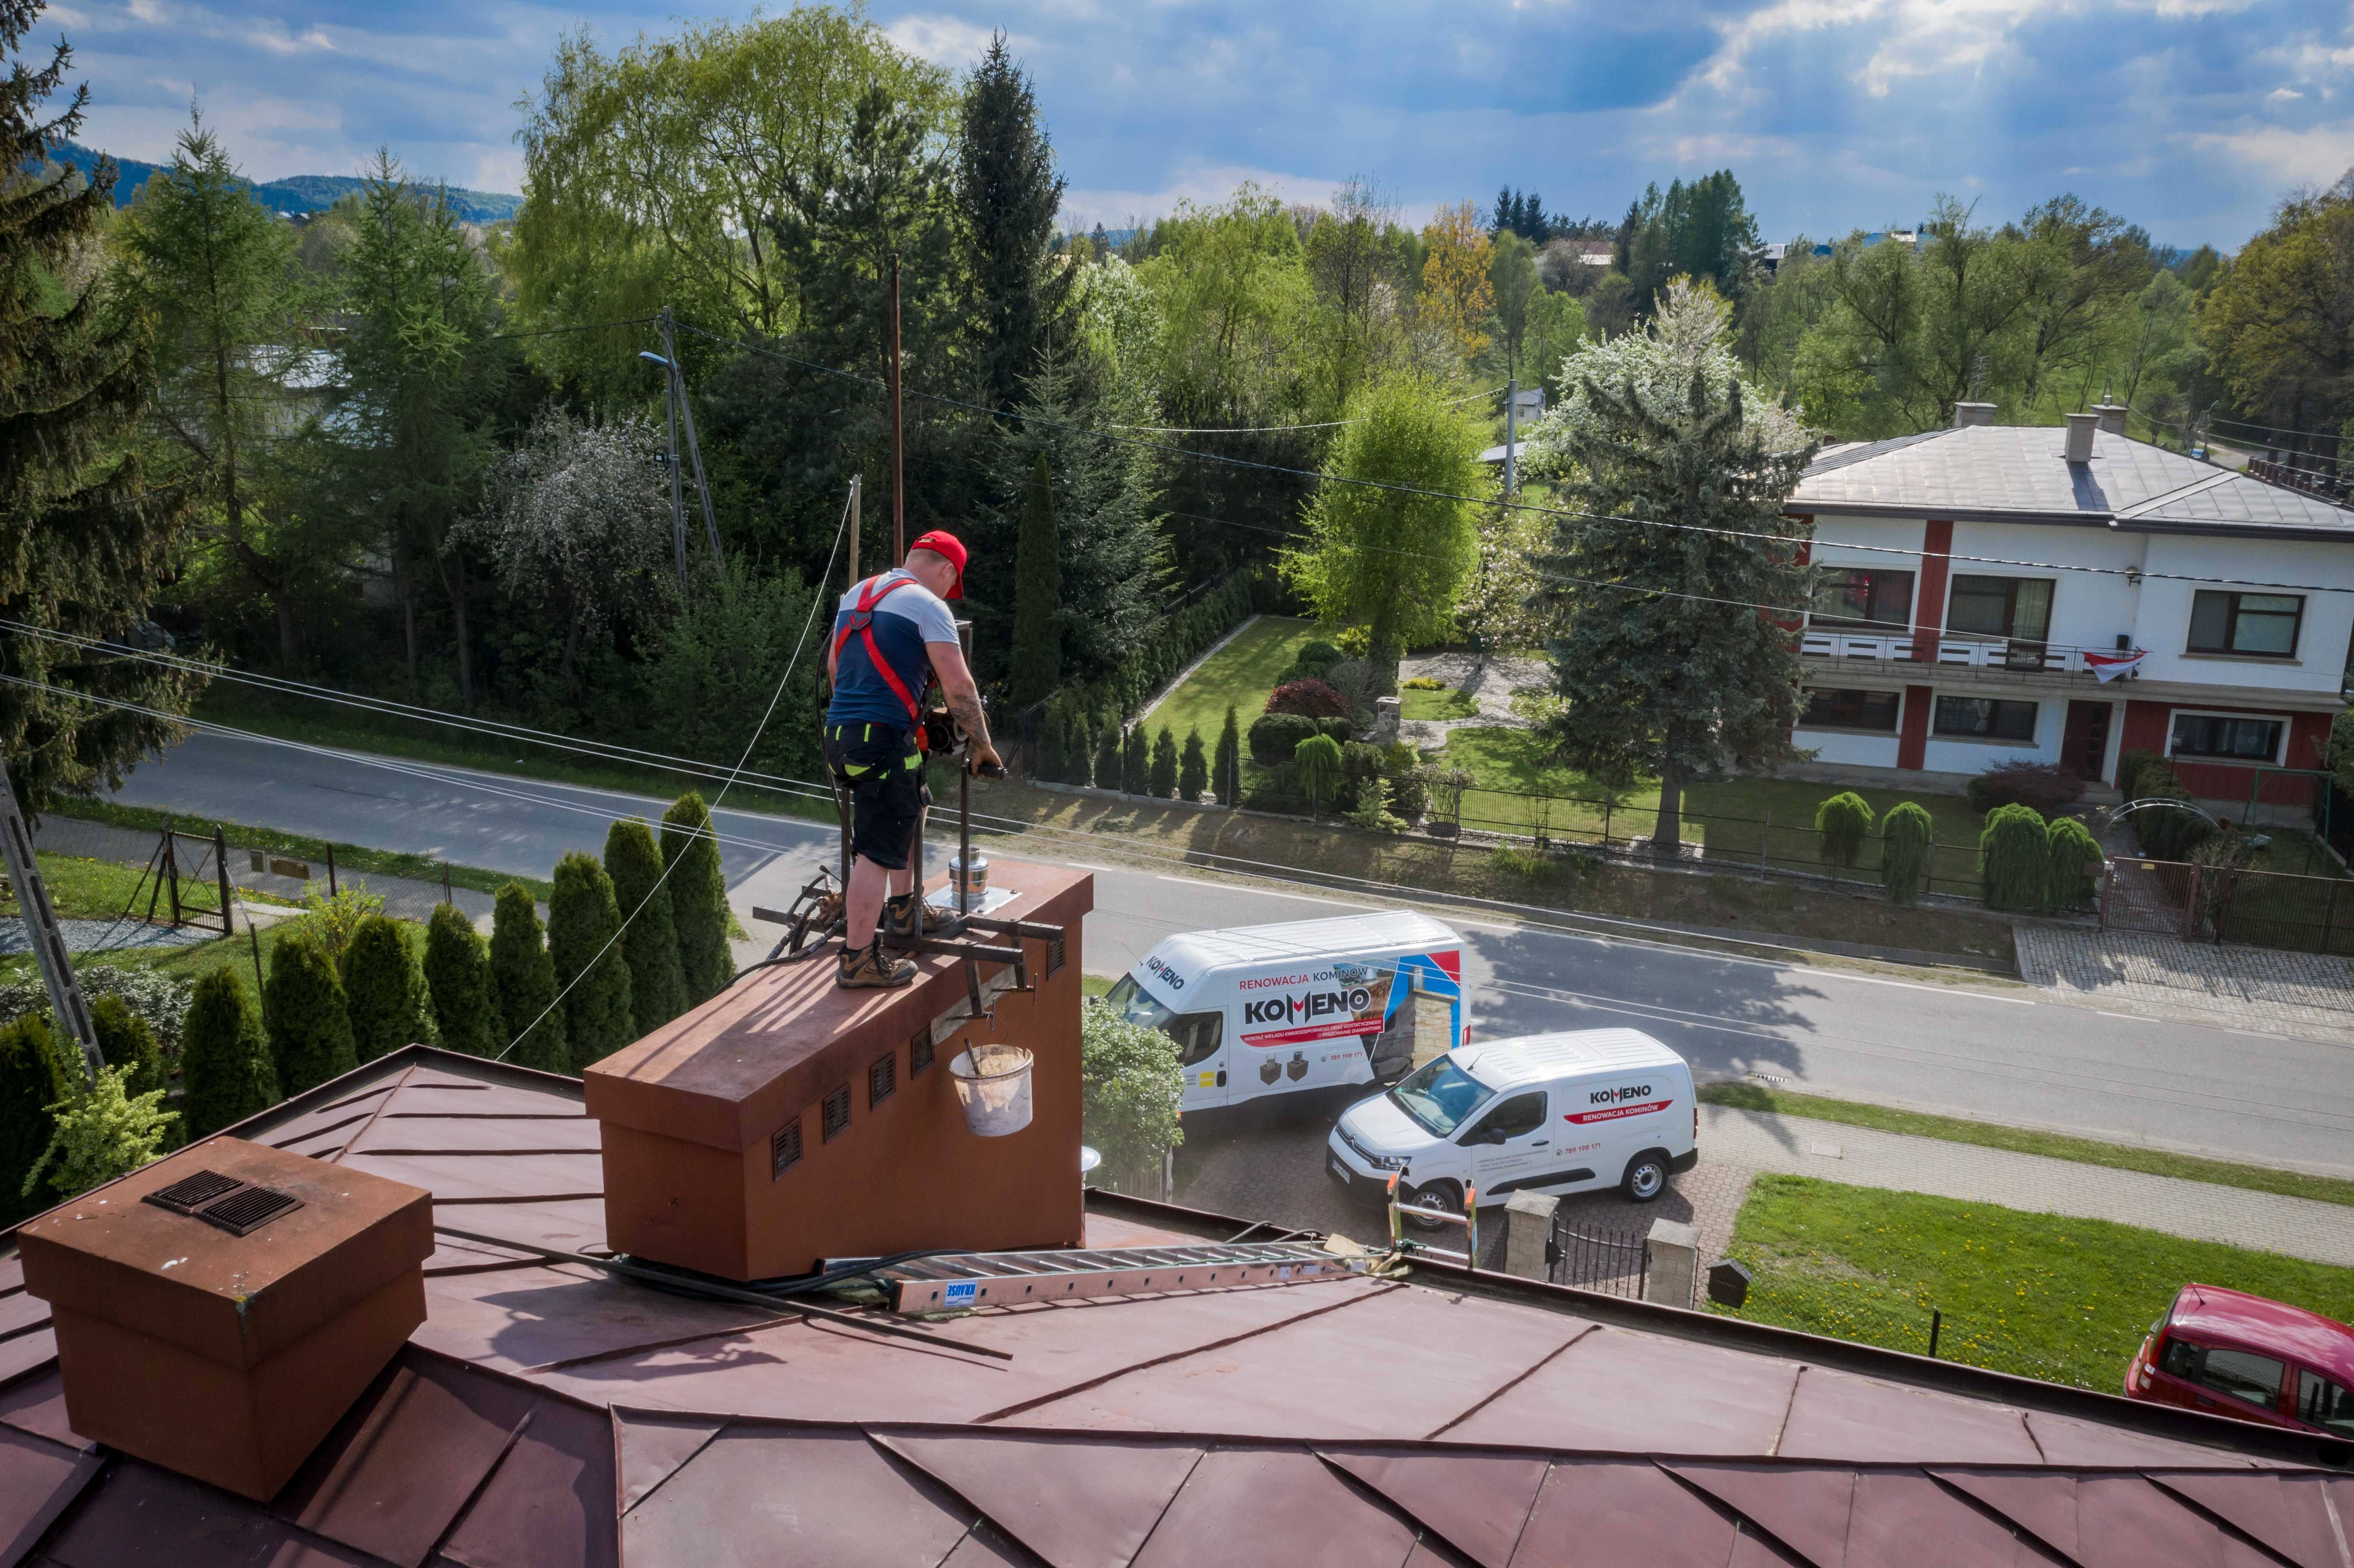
[1325,1028,1698,1217]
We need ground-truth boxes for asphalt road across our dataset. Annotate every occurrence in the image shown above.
[104,728,2354,1175]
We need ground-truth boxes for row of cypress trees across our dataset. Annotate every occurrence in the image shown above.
[1039,707,1241,806]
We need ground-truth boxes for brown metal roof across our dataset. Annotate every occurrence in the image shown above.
[1,1045,2346,1568]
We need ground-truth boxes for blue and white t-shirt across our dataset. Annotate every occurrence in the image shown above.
[827,568,960,728]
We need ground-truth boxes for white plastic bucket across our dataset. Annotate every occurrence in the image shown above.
[948,1044,1033,1136]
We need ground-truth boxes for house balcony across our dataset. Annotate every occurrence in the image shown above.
[1799,629,2139,686]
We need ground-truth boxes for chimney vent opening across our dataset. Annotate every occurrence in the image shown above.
[821,1085,852,1142]
[771,1118,803,1179]
[910,1028,935,1076]
[142,1170,305,1236]
[869,1052,896,1109]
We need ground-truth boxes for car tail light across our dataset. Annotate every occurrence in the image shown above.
[1694,1104,1700,1142]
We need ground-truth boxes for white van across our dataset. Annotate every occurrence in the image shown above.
[1099,912,1466,1113]
[1325,1029,1697,1216]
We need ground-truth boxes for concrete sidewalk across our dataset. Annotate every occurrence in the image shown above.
[2015,925,2354,1045]
[1704,1103,2354,1269]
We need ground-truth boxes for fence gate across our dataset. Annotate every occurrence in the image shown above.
[2099,857,2198,939]
[1547,1214,1649,1299]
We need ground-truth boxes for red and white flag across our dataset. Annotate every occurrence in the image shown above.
[2083,649,2146,683]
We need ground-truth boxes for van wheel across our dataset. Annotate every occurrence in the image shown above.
[1401,1180,1462,1231]
[1621,1151,1670,1203]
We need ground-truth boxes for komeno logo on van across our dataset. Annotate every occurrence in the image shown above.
[1239,976,1396,1049]
[1563,1084,1673,1126]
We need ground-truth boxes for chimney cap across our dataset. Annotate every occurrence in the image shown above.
[1952,401,1996,428]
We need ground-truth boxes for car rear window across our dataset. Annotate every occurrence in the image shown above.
[2299,1370,2354,1436]
[2166,1341,2287,1409]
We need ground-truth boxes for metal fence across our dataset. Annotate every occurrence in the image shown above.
[2102,854,2354,956]
[1546,1216,1653,1300]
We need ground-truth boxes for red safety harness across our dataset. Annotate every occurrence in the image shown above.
[830,574,928,729]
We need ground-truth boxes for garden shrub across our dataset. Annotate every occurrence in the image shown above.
[423,903,504,1058]
[1383,744,1430,818]
[1320,657,1373,721]
[1283,639,1344,684]
[1345,778,1407,833]
[342,914,440,1063]
[299,880,385,963]
[1401,675,1444,691]
[91,995,169,1119]
[1264,678,1350,719]
[1980,803,2051,912]
[1178,728,1208,801]
[1879,801,1934,905]
[179,966,278,1140]
[0,968,194,1059]
[606,818,688,1033]
[2122,753,2216,860]
[22,1064,176,1202]
[1965,761,2085,817]
[0,1015,69,1227]
[663,792,734,1005]
[1080,999,1183,1195]
[1247,711,1317,765]
[1215,707,1241,804]
[1121,725,1149,793]
[1317,715,1355,743]
[1148,726,1178,798]
[548,851,635,1071]
[1090,715,1121,788]
[2117,748,2166,800]
[1294,734,1346,815]
[268,928,359,1092]
[2046,817,2104,912]
[1814,792,1874,868]
[490,882,568,1072]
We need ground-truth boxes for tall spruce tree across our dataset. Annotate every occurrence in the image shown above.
[489,882,567,1071]
[423,903,503,1057]
[179,966,277,1138]
[604,818,688,1033]
[265,929,359,1094]
[1214,706,1241,806]
[547,851,635,1071]
[660,793,733,1005]
[1529,282,1817,856]
[1007,451,1062,709]
[958,29,1070,418]
[341,914,439,1062]
[1,2,206,816]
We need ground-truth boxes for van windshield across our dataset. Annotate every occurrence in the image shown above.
[1389,1054,1495,1138]
[1102,974,1177,1033]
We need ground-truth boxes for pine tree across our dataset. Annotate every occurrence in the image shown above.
[548,851,635,1071]
[958,30,1072,417]
[1215,706,1242,806]
[179,966,278,1139]
[423,903,503,1058]
[489,882,568,1072]
[341,914,440,1063]
[1094,719,1123,792]
[1179,727,1209,802]
[1008,452,1062,709]
[2,3,204,814]
[661,793,733,1005]
[605,817,688,1033]
[1149,725,1178,798]
[1121,725,1149,794]
[266,929,358,1095]
[0,1014,67,1227]
[91,995,171,1144]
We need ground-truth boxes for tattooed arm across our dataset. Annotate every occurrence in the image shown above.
[925,639,1002,772]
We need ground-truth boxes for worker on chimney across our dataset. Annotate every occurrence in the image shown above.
[824,529,1003,988]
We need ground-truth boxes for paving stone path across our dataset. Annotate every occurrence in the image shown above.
[1394,651,1550,751]
[2015,924,2354,1045]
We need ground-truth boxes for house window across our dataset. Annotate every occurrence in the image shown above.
[1809,568,1915,631]
[1799,688,1901,732]
[1934,697,2038,741]
[1946,576,2053,642]
[2187,591,2301,657]
[2170,712,2283,762]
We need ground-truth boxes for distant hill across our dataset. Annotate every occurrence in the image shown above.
[43,143,522,225]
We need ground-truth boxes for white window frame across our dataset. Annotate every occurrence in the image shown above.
[2164,708,2289,766]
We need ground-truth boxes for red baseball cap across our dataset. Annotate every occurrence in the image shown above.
[909,529,967,598]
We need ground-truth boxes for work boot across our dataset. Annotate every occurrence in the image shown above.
[838,937,915,989]
[881,891,946,948]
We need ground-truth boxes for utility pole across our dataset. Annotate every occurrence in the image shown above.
[0,752,101,1088]
[657,310,688,593]
[888,252,906,566]
[846,474,862,588]
[1503,378,1518,498]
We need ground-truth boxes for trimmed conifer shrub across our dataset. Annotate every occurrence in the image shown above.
[1178,727,1208,801]
[1879,801,1934,905]
[1980,803,2051,912]
[423,903,504,1057]
[1121,725,1149,794]
[1247,711,1317,765]
[1814,792,1874,868]
[1215,706,1241,805]
[2046,817,2105,912]
[342,914,440,1063]
[606,818,688,1032]
[490,882,568,1072]
[1294,734,1346,817]
[661,793,733,1006]
[1093,718,1122,790]
[268,928,359,1093]
[1066,709,1094,785]
[0,1014,68,1227]
[179,967,278,1141]
[92,994,171,1136]
[1149,726,1178,799]
[548,851,635,1071]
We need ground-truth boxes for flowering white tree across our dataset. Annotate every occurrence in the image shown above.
[458,410,674,694]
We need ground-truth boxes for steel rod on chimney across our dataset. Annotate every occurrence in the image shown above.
[889,252,905,566]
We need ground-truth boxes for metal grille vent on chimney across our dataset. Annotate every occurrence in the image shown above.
[910,1028,935,1076]
[771,1119,802,1179]
[869,1052,896,1108]
[143,1170,305,1236]
[821,1085,852,1142]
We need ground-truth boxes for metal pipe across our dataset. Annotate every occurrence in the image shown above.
[213,826,233,936]
[327,842,336,898]
[889,252,905,566]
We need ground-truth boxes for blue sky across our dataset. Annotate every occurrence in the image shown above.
[42,0,2354,249]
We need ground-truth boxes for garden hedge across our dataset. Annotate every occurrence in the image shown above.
[548,851,635,1072]
[423,902,505,1058]
[606,818,688,1033]
[1981,803,2052,912]
[490,881,569,1072]
[179,966,278,1140]
[662,792,734,1005]
[267,929,359,1094]
[342,914,440,1063]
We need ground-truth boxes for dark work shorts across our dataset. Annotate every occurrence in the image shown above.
[824,723,928,871]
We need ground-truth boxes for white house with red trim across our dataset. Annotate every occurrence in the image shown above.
[1784,404,2353,817]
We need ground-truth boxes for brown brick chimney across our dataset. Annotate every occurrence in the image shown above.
[16,1137,432,1500]
[586,862,1093,1280]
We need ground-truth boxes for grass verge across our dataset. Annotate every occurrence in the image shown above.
[1700,1082,2354,1208]
[47,798,555,902]
[6,852,287,924]
[1141,615,1318,750]
[1400,686,1480,722]
[1714,1173,2354,1391]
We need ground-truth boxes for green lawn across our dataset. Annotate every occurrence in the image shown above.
[1401,686,1480,722]
[1141,615,1318,753]
[1435,730,1987,896]
[1701,1083,2354,1208]
[1716,1174,2354,1390]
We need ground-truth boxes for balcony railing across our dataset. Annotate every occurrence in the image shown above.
[1800,628,2137,682]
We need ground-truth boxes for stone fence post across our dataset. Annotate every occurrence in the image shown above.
[1644,1217,1698,1308]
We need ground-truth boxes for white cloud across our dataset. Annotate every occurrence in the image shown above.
[882,14,998,69]
[1059,161,1342,229]
[2183,118,2354,184]
[2268,86,2304,100]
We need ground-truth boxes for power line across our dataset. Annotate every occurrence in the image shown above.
[1105,384,1505,435]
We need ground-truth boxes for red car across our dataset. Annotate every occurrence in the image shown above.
[2126,1282,2354,1437]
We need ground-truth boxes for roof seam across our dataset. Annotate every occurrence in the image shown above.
[618,1416,729,1520]
[1422,1321,1599,1440]
[1119,1444,1208,1568]
[1770,1364,1804,1458]
[329,1064,417,1164]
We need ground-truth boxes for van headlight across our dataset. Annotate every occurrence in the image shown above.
[1364,1152,1408,1171]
